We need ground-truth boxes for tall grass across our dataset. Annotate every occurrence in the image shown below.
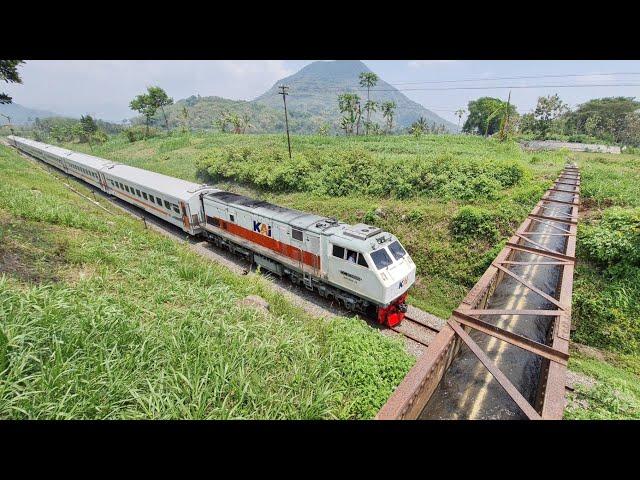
[0,144,413,419]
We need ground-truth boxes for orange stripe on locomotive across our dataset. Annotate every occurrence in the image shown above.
[213,217,320,269]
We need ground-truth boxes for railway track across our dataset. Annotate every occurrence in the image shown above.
[390,313,441,348]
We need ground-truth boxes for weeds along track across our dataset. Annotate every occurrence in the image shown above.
[377,165,580,420]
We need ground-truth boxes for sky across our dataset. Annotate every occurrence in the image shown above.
[4,60,640,124]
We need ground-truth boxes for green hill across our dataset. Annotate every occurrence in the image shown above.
[254,60,457,132]
[139,60,457,134]
[0,102,61,125]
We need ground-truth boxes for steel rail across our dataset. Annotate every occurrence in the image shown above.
[377,166,580,420]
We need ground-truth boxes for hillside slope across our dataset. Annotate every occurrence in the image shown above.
[254,60,457,132]
[0,103,62,125]
[140,61,456,134]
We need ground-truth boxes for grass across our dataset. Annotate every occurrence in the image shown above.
[25,130,640,419]
[564,347,640,420]
[0,143,414,419]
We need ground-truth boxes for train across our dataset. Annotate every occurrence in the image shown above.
[8,136,416,327]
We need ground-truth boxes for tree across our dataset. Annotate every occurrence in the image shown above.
[179,106,190,133]
[359,72,379,135]
[0,60,24,104]
[337,93,361,135]
[129,94,157,137]
[317,123,330,136]
[240,113,252,134]
[214,110,230,133]
[563,97,640,143]
[146,86,173,130]
[455,109,466,130]
[463,97,517,136]
[530,94,568,139]
[381,101,397,133]
[80,114,98,149]
[409,116,429,137]
[363,100,378,134]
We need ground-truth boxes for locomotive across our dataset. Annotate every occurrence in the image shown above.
[8,136,415,327]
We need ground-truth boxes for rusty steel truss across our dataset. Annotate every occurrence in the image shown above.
[377,165,580,420]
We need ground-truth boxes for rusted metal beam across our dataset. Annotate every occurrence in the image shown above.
[451,311,569,365]
[505,242,575,262]
[462,308,563,316]
[447,320,542,420]
[528,213,577,225]
[492,263,564,310]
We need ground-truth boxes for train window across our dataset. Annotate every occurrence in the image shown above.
[156,197,162,206]
[332,245,345,259]
[357,253,369,268]
[125,185,130,193]
[164,200,171,210]
[346,250,358,263]
[142,192,148,200]
[172,204,180,214]
[229,214,235,223]
[292,228,303,241]
[136,189,141,197]
[206,215,220,227]
[388,241,406,260]
[371,248,393,270]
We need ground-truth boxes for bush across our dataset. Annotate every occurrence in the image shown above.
[450,206,500,240]
[579,208,640,265]
[124,126,158,142]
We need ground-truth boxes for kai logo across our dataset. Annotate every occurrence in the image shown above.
[253,221,272,237]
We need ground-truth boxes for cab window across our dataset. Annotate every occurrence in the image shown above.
[357,254,369,268]
[346,249,358,263]
[332,245,345,259]
[371,248,393,270]
[388,241,407,260]
[292,228,303,241]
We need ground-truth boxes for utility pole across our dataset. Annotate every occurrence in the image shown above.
[278,85,292,159]
[499,90,512,142]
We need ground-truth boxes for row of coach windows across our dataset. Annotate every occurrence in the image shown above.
[107,179,180,214]
[70,163,98,180]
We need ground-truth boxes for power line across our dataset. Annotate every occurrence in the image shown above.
[387,72,640,86]
[365,83,640,93]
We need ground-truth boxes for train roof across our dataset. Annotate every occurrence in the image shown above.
[12,137,114,170]
[204,191,333,231]
[105,164,213,200]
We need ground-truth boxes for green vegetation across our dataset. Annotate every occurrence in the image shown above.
[21,129,640,419]
[565,348,640,419]
[0,143,413,419]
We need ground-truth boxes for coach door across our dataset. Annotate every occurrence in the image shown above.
[305,233,321,273]
[179,201,191,231]
[98,172,108,192]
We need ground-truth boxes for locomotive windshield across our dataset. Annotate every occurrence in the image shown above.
[388,241,407,260]
[371,248,393,270]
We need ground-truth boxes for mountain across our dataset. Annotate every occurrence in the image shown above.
[253,60,457,132]
[0,103,63,125]
[135,60,457,134]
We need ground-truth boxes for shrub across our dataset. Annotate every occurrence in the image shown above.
[451,206,500,240]
[124,126,158,143]
[579,208,640,265]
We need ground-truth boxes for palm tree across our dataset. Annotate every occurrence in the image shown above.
[381,101,397,133]
[359,71,379,135]
[410,116,429,137]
